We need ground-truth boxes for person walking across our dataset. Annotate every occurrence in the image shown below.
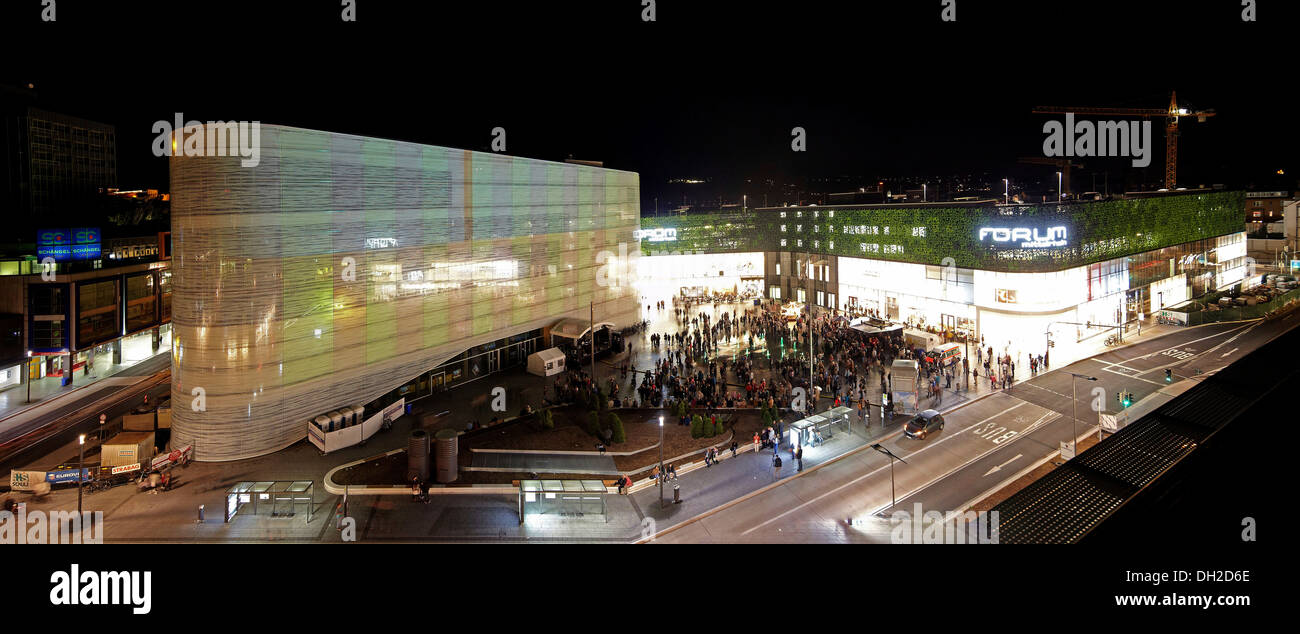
[796,444,803,472]
[730,440,738,458]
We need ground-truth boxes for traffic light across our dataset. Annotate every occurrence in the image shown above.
[1122,391,1132,408]
[1048,340,1055,348]
[1164,369,1172,383]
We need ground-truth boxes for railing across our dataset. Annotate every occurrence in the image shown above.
[1162,287,1300,326]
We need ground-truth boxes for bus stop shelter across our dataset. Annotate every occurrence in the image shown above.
[827,406,854,434]
[789,409,852,448]
[225,481,315,524]
[518,479,608,524]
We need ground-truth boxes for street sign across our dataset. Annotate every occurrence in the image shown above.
[1060,440,1076,460]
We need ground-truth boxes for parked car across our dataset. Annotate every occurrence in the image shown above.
[903,409,945,439]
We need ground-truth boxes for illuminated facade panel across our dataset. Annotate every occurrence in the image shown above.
[170,125,639,461]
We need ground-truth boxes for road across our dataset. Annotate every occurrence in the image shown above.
[0,354,172,474]
[654,315,1297,543]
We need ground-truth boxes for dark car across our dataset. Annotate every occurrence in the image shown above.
[903,409,944,439]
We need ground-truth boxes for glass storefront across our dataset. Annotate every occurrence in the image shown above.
[385,328,544,405]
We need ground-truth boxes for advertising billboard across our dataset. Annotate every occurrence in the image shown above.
[36,227,101,261]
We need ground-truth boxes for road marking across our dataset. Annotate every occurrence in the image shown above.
[1024,382,1071,400]
[1100,366,1163,384]
[983,453,1023,477]
[878,411,1059,516]
[740,400,1032,536]
[1220,347,1238,358]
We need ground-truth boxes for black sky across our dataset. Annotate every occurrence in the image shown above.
[5,0,1297,208]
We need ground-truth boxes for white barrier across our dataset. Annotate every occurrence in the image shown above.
[308,399,404,454]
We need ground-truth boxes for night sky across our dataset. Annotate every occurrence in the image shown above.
[5,0,1296,209]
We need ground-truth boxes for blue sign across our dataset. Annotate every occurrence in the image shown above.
[37,245,71,260]
[35,227,100,261]
[45,468,92,484]
[37,229,71,247]
[70,243,101,260]
[72,227,100,245]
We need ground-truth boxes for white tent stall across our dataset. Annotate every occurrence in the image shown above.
[527,347,567,376]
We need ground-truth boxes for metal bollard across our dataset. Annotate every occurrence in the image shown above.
[673,483,681,504]
[197,504,205,523]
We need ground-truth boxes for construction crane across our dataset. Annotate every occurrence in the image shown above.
[1017,157,1083,199]
[1032,91,1214,190]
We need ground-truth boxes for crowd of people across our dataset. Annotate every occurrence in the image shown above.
[547,292,1053,429]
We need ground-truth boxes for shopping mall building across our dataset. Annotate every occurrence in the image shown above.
[636,190,1246,366]
[170,124,639,461]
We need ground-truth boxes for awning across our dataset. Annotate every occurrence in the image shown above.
[550,318,615,340]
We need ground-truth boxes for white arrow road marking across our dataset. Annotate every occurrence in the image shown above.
[983,453,1023,477]
[1219,347,1238,358]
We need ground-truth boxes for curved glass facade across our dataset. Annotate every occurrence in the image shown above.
[170,125,639,461]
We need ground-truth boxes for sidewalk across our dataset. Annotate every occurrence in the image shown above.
[0,351,171,447]
[630,406,900,538]
[0,343,171,424]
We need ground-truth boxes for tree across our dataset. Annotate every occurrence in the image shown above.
[587,411,601,436]
[761,407,774,427]
[714,418,725,437]
[609,413,626,444]
[690,414,703,439]
[539,409,554,430]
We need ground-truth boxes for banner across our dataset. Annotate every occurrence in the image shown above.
[45,468,91,484]
[9,470,47,491]
[151,445,193,471]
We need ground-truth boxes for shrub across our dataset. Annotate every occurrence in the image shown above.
[586,411,601,436]
[540,409,554,430]
[714,419,725,436]
[609,413,626,443]
[690,415,703,438]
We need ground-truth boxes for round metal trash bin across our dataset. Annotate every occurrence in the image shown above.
[407,430,430,483]
[435,429,458,483]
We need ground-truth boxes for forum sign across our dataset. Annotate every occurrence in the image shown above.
[633,228,677,242]
[978,226,1067,249]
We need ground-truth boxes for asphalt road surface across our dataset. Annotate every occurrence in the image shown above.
[655,315,1298,543]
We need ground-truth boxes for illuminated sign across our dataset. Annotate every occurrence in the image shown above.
[633,228,677,242]
[365,238,398,249]
[995,289,1018,304]
[978,226,1067,248]
[37,227,101,261]
[72,227,100,245]
[37,229,71,246]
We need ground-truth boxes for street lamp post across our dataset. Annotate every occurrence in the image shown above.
[1065,372,1098,459]
[658,416,665,509]
[871,443,907,511]
[1057,171,1063,202]
[77,434,85,516]
[25,350,32,403]
[1003,178,1009,205]
[922,183,927,202]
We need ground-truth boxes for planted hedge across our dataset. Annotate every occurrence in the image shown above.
[638,191,1244,273]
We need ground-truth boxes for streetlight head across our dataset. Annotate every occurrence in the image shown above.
[78,434,85,445]
[659,416,663,427]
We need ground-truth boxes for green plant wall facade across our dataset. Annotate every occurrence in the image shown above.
[639,191,1244,273]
